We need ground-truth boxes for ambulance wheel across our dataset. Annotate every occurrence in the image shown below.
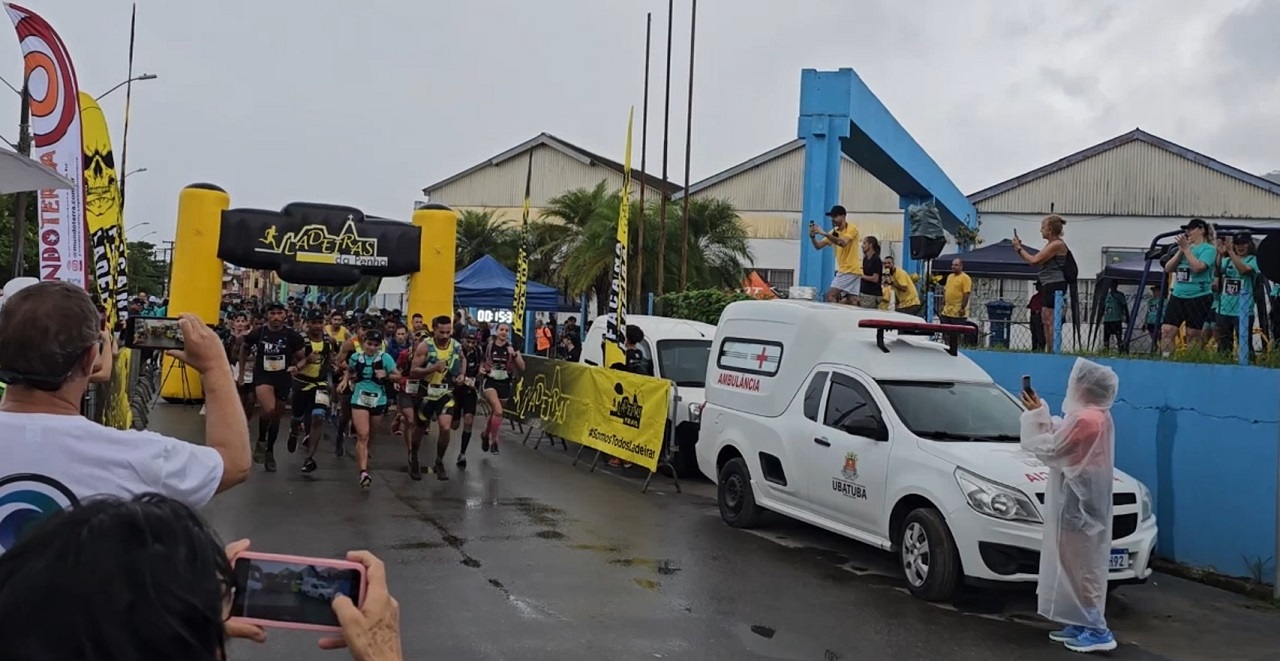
[900,507,962,602]
[717,457,763,528]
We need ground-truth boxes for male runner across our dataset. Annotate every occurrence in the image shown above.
[327,310,350,346]
[452,330,484,468]
[290,309,339,473]
[410,315,465,480]
[396,331,425,479]
[239,303,305,472]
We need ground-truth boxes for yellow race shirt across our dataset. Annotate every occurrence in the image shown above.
[830,224,862,275]
[327,325,349,344]
[891,268,920,309]
[942,272,972,318]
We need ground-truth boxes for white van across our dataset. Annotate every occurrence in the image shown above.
[580,314,716,478]
[696,299,1157,601]
[301,577,335,600]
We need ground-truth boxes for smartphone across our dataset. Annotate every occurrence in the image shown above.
[229,551,367,632]
[124,316,185,350]
[1021,374,1035,398]
[1013,228,1020,240]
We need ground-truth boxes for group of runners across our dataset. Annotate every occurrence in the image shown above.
[221,304,524,491]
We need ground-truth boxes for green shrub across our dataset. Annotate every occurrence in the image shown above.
[659,289,753,326]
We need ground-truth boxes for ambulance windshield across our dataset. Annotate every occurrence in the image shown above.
[878,381,1023,442]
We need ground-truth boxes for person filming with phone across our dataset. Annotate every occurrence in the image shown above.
[1018,360,1120,653]
[0,281,250,541]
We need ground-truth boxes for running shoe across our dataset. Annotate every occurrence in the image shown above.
[433,461,449,481]
[1064,628,1117,653]
[1049,626,1084,643]
[264,451,277,473]
[408,456,422,481]
[480,434,490,452]
[456,454,467,469]
[253,439,266,464]
[359,471,372,491]
[287,430,299,453]
[301,458,318,474]
[490,443,499,455]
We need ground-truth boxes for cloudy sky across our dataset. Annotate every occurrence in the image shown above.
[3,0,1276,244]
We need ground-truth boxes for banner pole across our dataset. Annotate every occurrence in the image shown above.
[635,12,652,311]
[9,79,30,279]
[656,0,674,298]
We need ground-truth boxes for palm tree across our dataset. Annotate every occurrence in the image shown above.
[456,209,519,271]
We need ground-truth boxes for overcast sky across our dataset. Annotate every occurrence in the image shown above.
[4,0,1276,244]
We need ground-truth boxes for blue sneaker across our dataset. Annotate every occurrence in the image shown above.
[1064,628,1117,653]
[1048,625,1084,642]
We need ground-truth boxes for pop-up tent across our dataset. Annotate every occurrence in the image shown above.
[1101,257,1165,283]
[930,239,1039,279]
[454,255,563,310]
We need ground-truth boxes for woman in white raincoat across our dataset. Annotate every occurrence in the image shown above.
[1019,357,1119,653]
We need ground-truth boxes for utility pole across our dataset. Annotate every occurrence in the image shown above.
[679,0,698,290]
[9,79,30,280]
[634,12,652,311]
[656,0,674,298]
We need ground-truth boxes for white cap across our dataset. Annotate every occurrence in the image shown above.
[0,277,39,310]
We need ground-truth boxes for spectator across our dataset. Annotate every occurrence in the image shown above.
[561,316,580,344]
[880,256,921,315]
[856,236,883,309]
[1143,285,1163,352]
[1270,279,1280,346]
[1101,281,1126,351]
[1215,232,1259,358]
[1160,218,1216,355]
[560,332,582,362]
[940,258,972,325]
[0,282,250,543]
[0,494,403,661]
[1028,282,1046,352]
[808,205,862,304]
[535,319,553,357]
[1012,215,1072,353]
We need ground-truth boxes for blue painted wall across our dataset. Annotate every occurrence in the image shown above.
[967,350,1280,579]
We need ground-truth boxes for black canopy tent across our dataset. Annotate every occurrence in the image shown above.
[930,239,1039,279]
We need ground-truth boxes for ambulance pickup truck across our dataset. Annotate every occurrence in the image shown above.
[696,300,1157,602]
[579,314,717,478]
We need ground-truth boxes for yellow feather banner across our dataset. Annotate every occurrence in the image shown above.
[602,108,635,369]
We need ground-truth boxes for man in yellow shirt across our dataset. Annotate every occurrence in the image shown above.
[941,258,972,324]
[808,205,862,304]
[881,255,922,315]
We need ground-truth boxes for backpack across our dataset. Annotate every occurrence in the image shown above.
[352,351,388,383]
[1062,249,1079,284]
[426,339,462,377]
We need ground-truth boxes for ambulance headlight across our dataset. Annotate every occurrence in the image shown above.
[1139,482,1154,522]
[955,468,1042,524]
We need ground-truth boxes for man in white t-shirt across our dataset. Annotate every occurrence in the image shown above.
[0,282,250,554]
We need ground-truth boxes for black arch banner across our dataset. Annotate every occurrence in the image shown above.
[218,202,422,287]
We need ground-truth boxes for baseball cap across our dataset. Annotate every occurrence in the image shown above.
[1233,232,1254,245]
[1181,218,1209,232]
[265,302,286,312]
[305,308,325,321]
[0,277,39,311]
[825,205,847,217]
[363,329,384,343]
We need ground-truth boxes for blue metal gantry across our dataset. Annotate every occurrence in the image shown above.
[797,68,977,290]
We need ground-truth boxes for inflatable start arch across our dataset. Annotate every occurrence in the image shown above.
[161,184,457,400]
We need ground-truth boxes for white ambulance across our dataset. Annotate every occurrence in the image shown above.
[580,314,716,478]
[696,299,1157,601]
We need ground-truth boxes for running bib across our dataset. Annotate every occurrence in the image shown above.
[403,381,420,395]
[1175,269,1191,283]
[314,390,331,406]
[1224,279,1242,295]
[264,355,286,372]
[427,384,450,400]
[357,391,380,408]
[490,368,509,381]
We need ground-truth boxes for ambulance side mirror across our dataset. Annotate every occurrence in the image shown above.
[843,417,889,442]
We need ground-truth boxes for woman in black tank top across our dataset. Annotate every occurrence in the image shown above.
[479,323,525,454]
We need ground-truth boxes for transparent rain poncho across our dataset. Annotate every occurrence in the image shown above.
[1019,358,1118,629]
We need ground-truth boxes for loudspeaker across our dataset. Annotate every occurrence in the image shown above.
[910,236,946,261]
[1257,234,1280,283]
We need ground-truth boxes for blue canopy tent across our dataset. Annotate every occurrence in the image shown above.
[454,255,563,310]
[1101,257,1165,282]
[930,239,1039,279]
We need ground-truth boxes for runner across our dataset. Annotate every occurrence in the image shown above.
[395,332,424,480]
[290,309,339,473]
[335,316,379,456]
[327,310,350,346]
[410,315,465,480]
[451,330,484,468]
[224,312,255,421]
[480,322,524,455]
[239,303,306,472]
[340,329,399,491]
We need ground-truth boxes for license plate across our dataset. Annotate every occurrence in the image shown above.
[1109,550,1130,571]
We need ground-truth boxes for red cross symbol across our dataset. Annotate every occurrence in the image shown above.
[755,347,770,369]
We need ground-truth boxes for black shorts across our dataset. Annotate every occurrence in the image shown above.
[252,377,291,402]
[1040,281,1068,308]
[453,387,478,416]
[418,395,455,422]
[484,378,513,402]
[1163,294,1214,330]
[291,386,331,418]
[396,390,421,411]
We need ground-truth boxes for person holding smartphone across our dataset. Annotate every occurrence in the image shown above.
[0,283,250,550]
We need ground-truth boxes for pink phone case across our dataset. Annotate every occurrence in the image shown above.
[229,551,368,633]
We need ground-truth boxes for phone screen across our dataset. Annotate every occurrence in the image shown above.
[1021,375,1034,396]
[230,558,362,627]
[125,317,185,350]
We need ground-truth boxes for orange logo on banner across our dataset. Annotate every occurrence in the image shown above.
[742,271,776,299]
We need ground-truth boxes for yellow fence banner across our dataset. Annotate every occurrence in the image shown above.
[102,347,133,430]
[512,355,670,471]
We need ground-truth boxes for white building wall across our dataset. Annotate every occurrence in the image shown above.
[427,144,627,208]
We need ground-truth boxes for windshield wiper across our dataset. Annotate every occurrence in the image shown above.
[916,430,1020,443]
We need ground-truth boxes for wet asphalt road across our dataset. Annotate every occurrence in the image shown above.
[151,405,1280,661]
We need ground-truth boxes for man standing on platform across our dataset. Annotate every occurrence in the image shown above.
[808,205,862,304]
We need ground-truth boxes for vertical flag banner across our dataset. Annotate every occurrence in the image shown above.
[512,150,533,339]
[78,92,129,329]
[602,109,635,368]
[6,3,87,287]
